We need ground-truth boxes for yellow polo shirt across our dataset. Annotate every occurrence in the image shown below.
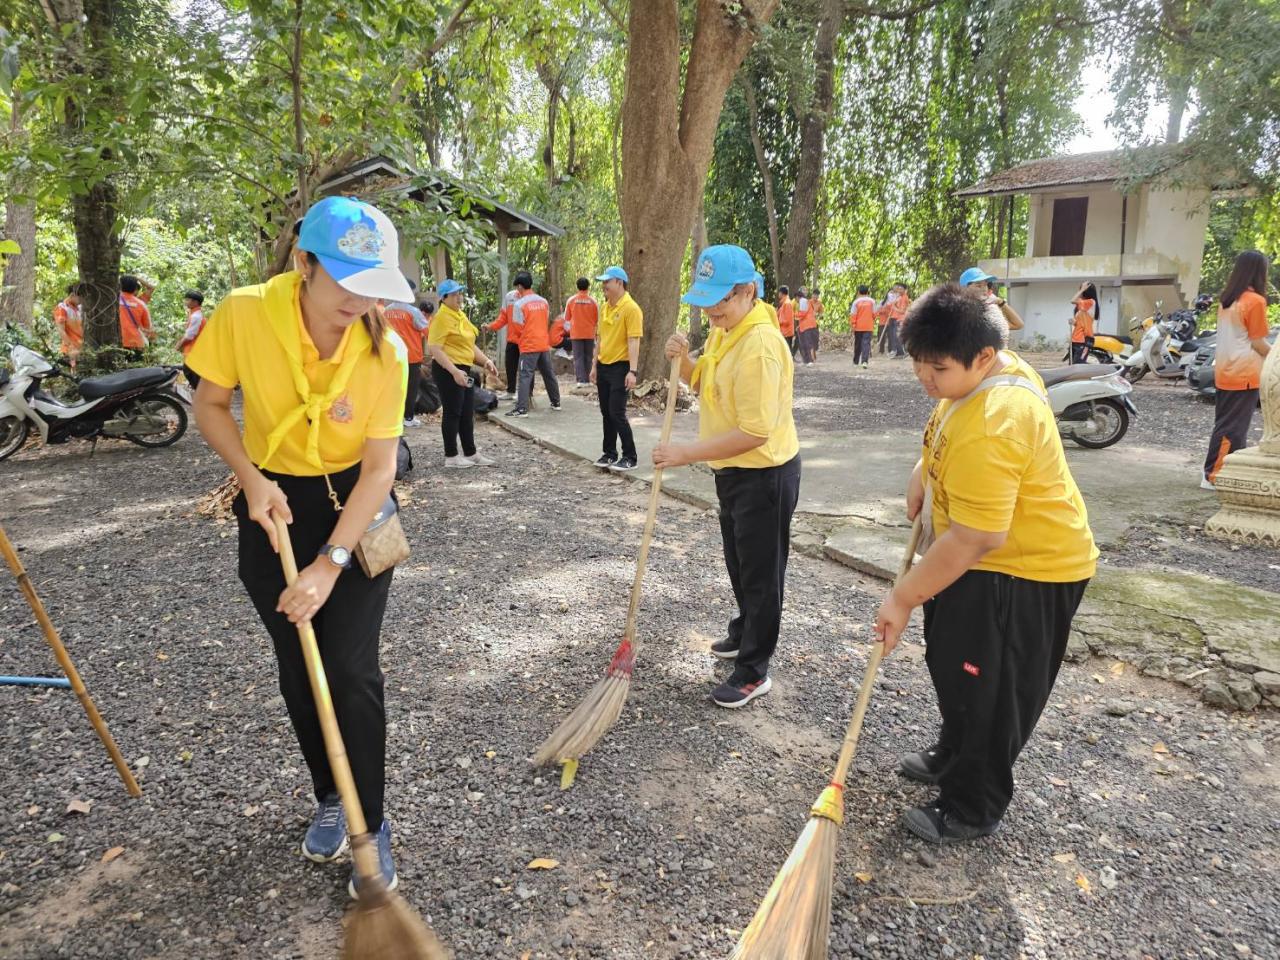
[428,303,479,367]
[598,292,644,365]
[701,306,799,470]
[922,352,1098,582]
[758,299,780,329]
[188,271,407,477]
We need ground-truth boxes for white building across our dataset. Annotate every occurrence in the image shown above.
[955,149,1211,345]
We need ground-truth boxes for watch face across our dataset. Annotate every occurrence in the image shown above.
[330,546,351,568]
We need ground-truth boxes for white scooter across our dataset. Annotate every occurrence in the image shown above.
[1042,363,1137,448]
[1121,299,1212,383]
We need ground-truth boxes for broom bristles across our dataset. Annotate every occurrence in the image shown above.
[343,887,451,960]
[533,639,634,767]
[730,815,839,960]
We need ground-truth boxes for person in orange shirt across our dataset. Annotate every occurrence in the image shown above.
[886,283,910,358]
[564,277,600,386]
[508,271,561,417]
[487,289,519,400]
[118,275,153,355]
[1069,281,1098,364]
[53,282,85,371]
[1203,250,1272,488]
[849,285,877,368]
[777,285,796,354]
[795,287,818,365]
[381,282,431,426]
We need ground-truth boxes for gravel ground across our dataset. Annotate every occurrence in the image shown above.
[1,408,1278,960]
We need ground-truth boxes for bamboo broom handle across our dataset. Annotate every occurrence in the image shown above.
[831,515,923,787]
[272,514,381,883]
[0,524,142,798]
[623,355,684,643]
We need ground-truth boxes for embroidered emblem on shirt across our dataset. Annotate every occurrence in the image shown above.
[963,661,980,677]
[329,393,354,423]
[336,222,383,261]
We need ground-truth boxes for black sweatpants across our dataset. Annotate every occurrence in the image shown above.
[503,341,520,394]
[853,331,872,365]
[516,350,561,412]
[596,359,636,460]
[715,456,802,684]
[404,361,422,420]
[234,464,393,826]
[432,361,476,458]
[1203,387,1258,481]
[572,338,595,384]
[923,570,1089,829]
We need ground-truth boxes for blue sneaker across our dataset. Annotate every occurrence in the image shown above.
[348,819,399,900]
[300,794,348,862]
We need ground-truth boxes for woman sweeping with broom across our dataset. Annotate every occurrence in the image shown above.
[188,196,414,900]
[653,244,800,708]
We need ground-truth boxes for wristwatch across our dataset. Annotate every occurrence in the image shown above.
[318,544,353,570]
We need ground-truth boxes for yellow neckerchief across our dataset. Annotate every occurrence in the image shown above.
[690,302,774,419]
[260,271,373,472]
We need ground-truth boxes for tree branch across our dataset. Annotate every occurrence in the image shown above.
[599,0,627,32]
[846,0,945,21]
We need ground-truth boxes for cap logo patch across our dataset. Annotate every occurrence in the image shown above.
[697,257,716,280]
[337,222,383,261]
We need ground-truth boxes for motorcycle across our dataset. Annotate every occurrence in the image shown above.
[0,345,188,462]
[1042,363,1138,448]
[1121,296,1214,383]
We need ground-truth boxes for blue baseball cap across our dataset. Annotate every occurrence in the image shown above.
[958,267,997,286]
[682,245,757,307]
[753,271,765,300]
[596,265,628,284]
[437,279,465,297]
[298,196,413,301]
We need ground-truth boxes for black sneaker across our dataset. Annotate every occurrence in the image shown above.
[594,454,617,469]
[898,743,953,785]
[902,801,999,845]
[508,408,529,418]
[711,675,772,708]
[609,456,637,472]
[550,402,562,411]
[710,638,739,660]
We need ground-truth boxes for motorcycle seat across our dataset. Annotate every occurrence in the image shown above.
[1106,334,1133,345]
[1039,364,1122,388]
[78,367,172,400]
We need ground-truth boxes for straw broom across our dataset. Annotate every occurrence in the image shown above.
[533,355,683,779]
[272,515,449,960]
[730,516,923,960]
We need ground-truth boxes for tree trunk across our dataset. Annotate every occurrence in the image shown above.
[687,199,709,350]
[0,93,36,326]
[540,69,565,312]
[620,0,778,380]
[1166,78,1188,143]
[777,0,842,292]
[741,79,781,286]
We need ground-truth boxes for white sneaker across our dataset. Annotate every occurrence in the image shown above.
[501,392,516,401]
[468,452,496,466]
[445,455,475,469]
[1200,477,1216,491]
[402,418,420,428]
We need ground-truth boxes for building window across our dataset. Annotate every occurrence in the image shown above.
[1049,197,1089,256]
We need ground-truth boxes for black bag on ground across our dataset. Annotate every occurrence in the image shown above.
[472,384,498,413]
[395,436,413,480]
[415,376,441,414]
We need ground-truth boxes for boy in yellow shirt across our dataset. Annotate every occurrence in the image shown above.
[874,283,1097,844]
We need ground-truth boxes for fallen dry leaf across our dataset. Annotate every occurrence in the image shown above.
[66,799,93,815]
[156,652,169,661]
[242,805,259,817]
[527,858,559,870]
[102,846,125,863]
[1052,852,1077,864]
[1048,776,1069,787]
[1075,872,1092,893]
[729,751,742,759]
[1152,742,1169,754]
[47,833,65,843]
[854,872,873,884]
[1109,661,1124,676]
[26,804,40,816]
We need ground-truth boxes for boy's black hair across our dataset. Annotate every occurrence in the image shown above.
[900,282,1004,367]
[120,274,140,293]
[184,290,204,304]
[857,284,870,295]
[419,300,436,314]
[576,277,590,291]
[779,284,789,296]
[514,271,534,289]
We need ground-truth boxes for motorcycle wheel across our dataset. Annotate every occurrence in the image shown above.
[122,394,188,448]
[1070,398,1129,449]
[1122,363,1147,383]
[0,415,30,461]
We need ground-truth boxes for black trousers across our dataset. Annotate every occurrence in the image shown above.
[572,338,595,383]
[798,328,817,364]
[923,570,1089,828]
[1204,387,1259,481]
[715,456,802,683]
[234,464,392,825]
[404,362,422,420]
[853,331,872,365]
[784,334,796,356]
[596,359,636,460]
[432,361,476,458]
[1070,342,1089,364]
[887,319,904,357]
[503,342,520,394]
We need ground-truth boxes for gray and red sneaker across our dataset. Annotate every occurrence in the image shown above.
[711,675,771,708]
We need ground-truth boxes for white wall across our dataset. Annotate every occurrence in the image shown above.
[1006,280,1184,346]
[1133,185,1211,302]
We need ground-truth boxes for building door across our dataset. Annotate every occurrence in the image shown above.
[1049,197,1089,256]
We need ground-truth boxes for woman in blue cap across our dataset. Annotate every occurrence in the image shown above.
[958,266,1023,340]
[189,196,411,898]
[427,278,499,467]
[653,245,801,708]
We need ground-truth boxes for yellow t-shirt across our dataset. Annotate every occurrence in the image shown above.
[428,303,479,368]
[598,292,644,365]
[758,299,780,330]
[701,305,800,470]
[922,352,1098,582]
[187,271,407,477]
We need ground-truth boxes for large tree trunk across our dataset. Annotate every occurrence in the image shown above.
[777,0,842,292]
[741,79,781,286]
[620,0,778,380]
[0,92,36,328]
[687,200,709,351]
